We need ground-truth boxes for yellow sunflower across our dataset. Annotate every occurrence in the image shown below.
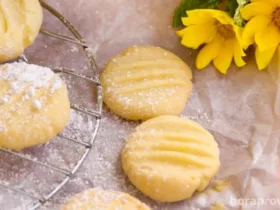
[177,9,246,74]
[241,0,280,70]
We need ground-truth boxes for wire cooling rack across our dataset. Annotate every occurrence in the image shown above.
[0,1,102,209]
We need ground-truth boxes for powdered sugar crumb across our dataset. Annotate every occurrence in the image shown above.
[32,100,42,109]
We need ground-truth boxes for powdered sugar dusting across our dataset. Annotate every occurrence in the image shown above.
[0,62,54,90]
[0,62,64,108]
[62,188,150,210]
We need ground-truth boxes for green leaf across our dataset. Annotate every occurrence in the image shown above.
[228,0,238,17]
[173,0,221,28]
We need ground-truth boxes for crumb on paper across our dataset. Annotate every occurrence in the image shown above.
[205,189,216,196]
[212,180,231,192]
[210,202,226,210]
[70,46,78,52]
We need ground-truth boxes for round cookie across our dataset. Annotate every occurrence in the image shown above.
[122,116,220,202]
[101,46,193,121]
[0,0,43,63]
[0,62,70,151]
[61,188,151,210]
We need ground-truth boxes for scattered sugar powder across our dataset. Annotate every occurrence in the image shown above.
[66,188,122,209]
[64,188,148,210]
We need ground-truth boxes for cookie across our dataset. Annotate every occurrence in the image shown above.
[0,0,43,62]
[0,62,70,150]
[122,115,220,202]
[101,46,193,121]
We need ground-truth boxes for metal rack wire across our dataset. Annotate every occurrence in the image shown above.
[0,1,102,209]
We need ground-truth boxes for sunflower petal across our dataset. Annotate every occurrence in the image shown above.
[255,24,280,51]
[181,24,216,49]
[213,39,234,74]
[187,10,212,19]
[251,0,280,7]
[196,37,221,70]
[176,28,188,37]
[182,13,213,26]
[242,15,271,49]
[255,46,277,70]
[234,41,246,67]
[240,2,273,20]
[200,9,234,25]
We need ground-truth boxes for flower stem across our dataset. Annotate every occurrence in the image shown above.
[234,0,250,26]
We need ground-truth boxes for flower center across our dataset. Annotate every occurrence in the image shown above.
[273,7,280,29]
[216,23,235,39]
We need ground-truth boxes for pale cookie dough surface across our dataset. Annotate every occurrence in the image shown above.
[122,115,220,202]
[61,188,151,210]
[0,0,43,63]
[0,62,70,151]
[101,46,193,121]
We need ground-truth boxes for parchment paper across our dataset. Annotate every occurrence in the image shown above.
[1,0,280,209]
